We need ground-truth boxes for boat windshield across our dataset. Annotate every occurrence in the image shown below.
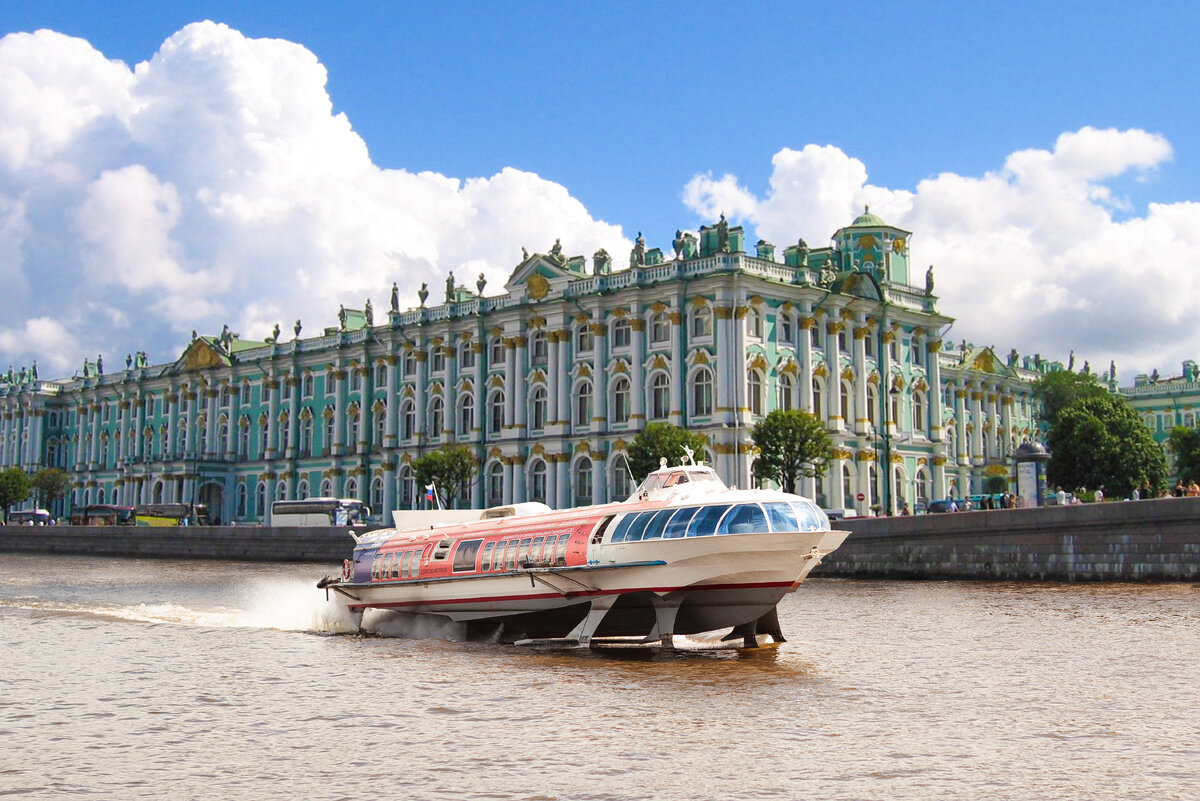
[636,468,723,494]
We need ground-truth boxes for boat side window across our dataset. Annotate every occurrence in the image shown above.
[609,514,638,543]
[372,553,383,581]
[591,515,616,545]
[516,537,533,567]
[716,503,768,535]
[505,540,518,571]
[623,512,655,541]
[480,542,495,571]
[639,509,675,541]
[686,504,732,537]
[555,534,569,565]
[390,553,400,580]
[763,502,799,533]
[529,536,545,566]
[399,550,411,579]
[663,507,699,538]
[453,539,484,572]
[411,548,422,578]
[791,501,821,532]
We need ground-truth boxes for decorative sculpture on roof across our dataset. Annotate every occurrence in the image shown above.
[338,305,347,331]
[1008,348,1019,367]
[1068,350,1075,371]
[6,365,13,383]
[1110,360,1117,383]
[630,232,646,267]
[391,282,399,312]
[446,272,455,303]
[271,323,281,342]
[672,230,685,260]
[96,354,103,374]
[796,238,810,265]
[522,247,529,261]
[716,214,729,253]
[126,353,133,369]
[365,299,373,326]
[418,282,429,306]
[294,319,302,339]
[477,273,487,296]
[925,265,935,297]
[31,361,37,380]
[593,249,611,275]
[549,239,565,265]
[819,257,837,288]
[1082,360,1090,375]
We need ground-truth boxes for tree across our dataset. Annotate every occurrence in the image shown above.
[0,467,32,521]
[1033,369,1108,429]
[1166,426,1200,483]
[750,410,832,494]
[1046,394,1166,497]
[625,423,708,481]
[32,468,70,510]
[412,444,477,508]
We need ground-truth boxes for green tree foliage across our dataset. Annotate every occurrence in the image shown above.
[32,468,70,508]
[0,467,32,520]
[625,423,708,481]
[1166,426,1200,483]
[1033,369,1108,428]
[412,444,477,508]
[750,410,832,494]
[1046,394,1166,497]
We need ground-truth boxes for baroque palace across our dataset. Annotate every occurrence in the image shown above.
[1,210,1044,523]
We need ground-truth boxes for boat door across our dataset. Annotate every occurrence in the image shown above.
[586,515,618,565]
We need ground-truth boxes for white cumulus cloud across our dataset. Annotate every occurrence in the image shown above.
[683,127,1195,381]
[0,22,630,377]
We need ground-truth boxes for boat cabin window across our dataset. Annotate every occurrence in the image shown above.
[390,553,400,579]
[664,507,700,538]
[763,502,799,533]
[792,501,828,532]
[555,534,569,565]
[480,542,495,571]
[371,553,383,581]
[636,509,675,541]
[453,539,484,572]
[516,537,532,567]
[411,548,422,579]
[529,536,545,566]
[686,504,732,537]
[716,504,768,535]
[505,540,519,571]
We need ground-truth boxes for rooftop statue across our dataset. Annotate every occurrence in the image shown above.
[365,299,373,326]
[717,214,729,252]
[925,265,935,296]
[796,238,810,264]
[630,231,646,267]
[549,239,565,265]
[418,282,429,306]
[126,353,133,369]
[96,355,103,374]
[673,230,685,259]
[391,282,399,312]
[338,305,347,330]
[271,323,281,342]
[819,257,837,288]
[1068,350,1075,371]
[294,319,302,339]
[446,272,455,303]
[477,272,487,296]
[31,361,37,380]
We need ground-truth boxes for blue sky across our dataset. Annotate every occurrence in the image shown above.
[1,1,1198,379]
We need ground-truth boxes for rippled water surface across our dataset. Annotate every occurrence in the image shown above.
[2,554,1197,800]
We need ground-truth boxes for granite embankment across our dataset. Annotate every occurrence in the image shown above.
[821,496,1200,581]
[2,498,1198,581]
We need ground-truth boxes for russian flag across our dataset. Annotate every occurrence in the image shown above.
[425,484,435,502]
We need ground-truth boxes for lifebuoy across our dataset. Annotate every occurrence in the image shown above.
[342,559,353,581]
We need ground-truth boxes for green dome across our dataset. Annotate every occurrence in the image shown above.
[849,205,886,227]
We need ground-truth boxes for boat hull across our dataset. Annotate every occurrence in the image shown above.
[336,528,848,641]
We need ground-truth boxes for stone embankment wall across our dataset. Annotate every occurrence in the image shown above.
[0,525,380,564]
[819,496,1200,581]
[3,499,1198,581]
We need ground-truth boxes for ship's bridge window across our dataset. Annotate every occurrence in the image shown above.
[662,471,689,488]
[716,504,769,535]
[453,539,484,572]
[685,504,732,537]
[763,502,799,532]
[792,501,829,532]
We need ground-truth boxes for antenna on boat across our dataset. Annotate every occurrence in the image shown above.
[616,452,637,495]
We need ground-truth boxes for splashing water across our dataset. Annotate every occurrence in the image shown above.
[364,608,471,641]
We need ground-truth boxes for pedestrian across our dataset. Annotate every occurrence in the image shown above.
[1056,486,1067,506]
[1188,480,1200,497]
[1174,480,1185,497]
[1094,486,1104,503]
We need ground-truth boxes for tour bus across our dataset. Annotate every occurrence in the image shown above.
[271,498,370,526]
[68,505,135,526]
[133,503,209,527]
[5,509,53,526]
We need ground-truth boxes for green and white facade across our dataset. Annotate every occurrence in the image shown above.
[0,211,1042,522]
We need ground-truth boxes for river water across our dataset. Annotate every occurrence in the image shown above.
[1,554,1197,801]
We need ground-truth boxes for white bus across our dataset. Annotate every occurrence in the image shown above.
[270,498,370,527]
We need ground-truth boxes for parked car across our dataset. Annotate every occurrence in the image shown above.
[823,508,860,521]
[925,499,958,513]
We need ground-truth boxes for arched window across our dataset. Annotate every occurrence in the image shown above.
[399,467,414,508]
[320,478,333,497]
[778,313,794,344]
[489,337,505,365]
[429,396,444,439]
[373,406,385,447]
[195,423,206,457]
[488,391,505,434]
[748,371,764,416]
[530,330,548,364]
[236,484,247,517]
[458,394,475,435]
[612,377,631,424]
[487,461,504,506]
[370,477,384,511]
[575,324,594,353]
[256,482,267,519]
[276,481,286,502]
[691,368,714,417]
[611,319,631,349]
[298,479,310,500]
[574,380,593,427]
[574,457,593,507]
[839,382,852,424]
[912,391,927,435]
[302,374,315,397]
[890,388,902,430]
[530,386,548,431]
[348,411,360,446]
[650,373,670,420]
[842,463,853,507]
[650,312,670,343]
[691,306,712,338]
[867,384,879,428]
[778,373,795,411]
[217,419,229,454]
[300,414,314,456]
[401,399,416,440]
[345,478,358,501]
[812,378,824,419]
[259,421,269,458]
[144,429,155,459]
[747,307,764,339]
[459,339,475,369]
[323,413,335,452]
[97,487,106,505]
[915,467,931,508]
[238,421,249,458]
[529,460,547,504]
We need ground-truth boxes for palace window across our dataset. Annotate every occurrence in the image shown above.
[529,460,547,504]
[431,348,445,373]
[778,314,793,345]
[459,395,475,435]
[575,324,593,354]
[778,373,795,412]
[747,308,764,339]
[612,377,631,424]
[574,380,593,427]
[489,391,505,434]
[650,373,670,420]
[612,320,631,349]
[574,458,593,507]
[530,331,548,364]
[748,371,764,416]
[530,386,548,431]
[650,312,670,344]
[429,397,444,439]
[490,337,505,365]
[691,306,713,339]
[459,340,475,369]
[691,368,714,417]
